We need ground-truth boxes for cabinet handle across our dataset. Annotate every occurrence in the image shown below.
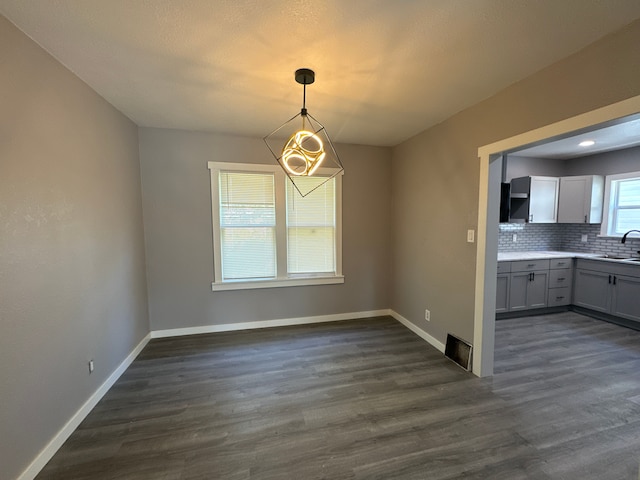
[557,262,565,266]
[529,214,533,222]
[613,276,617,285]
[532,272,535,281]
[557,277,565,281]
[609,275,612,284]
[584,215,587,223]
[556,296,564,300]
[527,263,535,268]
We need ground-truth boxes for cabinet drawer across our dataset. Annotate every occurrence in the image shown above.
[549,269,572,288]
[511,259,550,272]
[550,258,572,270]
[548,287,571,306]
[497,262,511,274]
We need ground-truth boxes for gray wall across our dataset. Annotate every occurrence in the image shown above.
[138,128,392,331]
[506,155,568,181]
[0,16,149,480]
[565,144,640,175]
[391,19,640,345]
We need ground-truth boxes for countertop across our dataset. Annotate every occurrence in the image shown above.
[498,250,640,266]
[498,251,596,261]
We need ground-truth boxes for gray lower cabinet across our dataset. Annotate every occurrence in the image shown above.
[574,259,640,323]
[548,258,572,307]
[509,270,548,311]
[508,259,550,311]
[611,274,640,322]
[574,269,610,312]
[496,273,510,313]
[496,257,638,321]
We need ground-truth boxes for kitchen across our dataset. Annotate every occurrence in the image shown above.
[495,119,640,330]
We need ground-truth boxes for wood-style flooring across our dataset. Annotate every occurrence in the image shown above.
[36,312,640,479]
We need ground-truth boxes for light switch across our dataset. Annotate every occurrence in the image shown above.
[467,229,475,243]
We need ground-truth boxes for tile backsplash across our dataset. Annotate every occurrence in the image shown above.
[498,222,640,257]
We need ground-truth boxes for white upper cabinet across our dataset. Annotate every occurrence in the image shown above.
[510,176,559,223]
[529,176,560,223]
[558,175,604,224]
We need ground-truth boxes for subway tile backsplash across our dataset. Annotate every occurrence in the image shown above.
[498,223,562,252]
[498,222,640,257]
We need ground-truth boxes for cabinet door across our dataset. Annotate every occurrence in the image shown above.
[527,271,548,308]
[509,272,530,311]
[558,176,588,223]
[496,274,510,313]
[574,269,611,312]
[529,177,559,223]
[611,274,640,322]
[558,175,604,224]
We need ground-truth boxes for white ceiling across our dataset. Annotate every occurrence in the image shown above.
[512,118,640,159]
[2,1,640,147]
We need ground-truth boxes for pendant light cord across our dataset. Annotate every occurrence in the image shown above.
[302,83,307,110]
[301,83,307,129]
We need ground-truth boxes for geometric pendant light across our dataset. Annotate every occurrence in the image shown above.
[263,68,344,197]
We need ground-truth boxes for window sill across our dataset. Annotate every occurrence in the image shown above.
[211,275,345,291]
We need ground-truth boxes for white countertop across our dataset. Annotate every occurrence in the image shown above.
[497,250,640,266]
[497,251,596,261]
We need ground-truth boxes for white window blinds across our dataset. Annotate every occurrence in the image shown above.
[219,172,276,280]
[612,177,640,234]
[287,177,336,274]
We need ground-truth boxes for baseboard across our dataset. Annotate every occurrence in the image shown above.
[18,333,151,480]
[150,309,392,338]
[389,310,446,352]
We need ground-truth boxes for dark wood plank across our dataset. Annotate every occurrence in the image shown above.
[36,314,640,479]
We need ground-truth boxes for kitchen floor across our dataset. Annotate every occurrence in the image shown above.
[36,314,640,479]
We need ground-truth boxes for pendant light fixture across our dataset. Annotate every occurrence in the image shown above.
[264,68,343,197]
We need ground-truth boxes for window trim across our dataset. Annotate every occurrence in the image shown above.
[600,170,640,238]
[208,162,343,291]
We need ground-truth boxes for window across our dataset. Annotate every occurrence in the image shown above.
[601,170,640,237]
[208,162,343,290]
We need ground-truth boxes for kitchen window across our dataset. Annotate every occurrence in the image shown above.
[601,170,640,237]
[208,162,343,291]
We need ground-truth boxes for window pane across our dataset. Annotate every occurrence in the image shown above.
[287,177,336,274]
[288,227,335,273]
[219,171,276,280]
[618,179,640,207]
[614,208,640,235]
[220,172,275,226]
[221,227,275,280]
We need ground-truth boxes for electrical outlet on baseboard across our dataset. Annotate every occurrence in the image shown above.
[88,359,94,374]
[425,309,431,322]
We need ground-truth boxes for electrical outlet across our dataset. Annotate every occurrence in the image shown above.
[581,234,588,243]
[512,234,517,242]
[88,359,94,374]
[467,229,475,243]
[425,309,431,321]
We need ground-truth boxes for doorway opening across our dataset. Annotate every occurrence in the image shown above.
[473,94,640,377]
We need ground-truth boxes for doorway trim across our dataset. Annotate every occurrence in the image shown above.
[473,94,640,377]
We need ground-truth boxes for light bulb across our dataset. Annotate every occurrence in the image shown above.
[282,130,326,176]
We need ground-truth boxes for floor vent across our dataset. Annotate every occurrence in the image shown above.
[444,333,472,371]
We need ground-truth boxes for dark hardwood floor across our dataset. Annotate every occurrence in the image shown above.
[36,313,640,479]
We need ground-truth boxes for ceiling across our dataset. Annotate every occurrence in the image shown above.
[2,1,640,147]
[513,117,640,159]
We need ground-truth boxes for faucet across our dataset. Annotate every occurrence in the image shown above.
[621,230,640,244]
